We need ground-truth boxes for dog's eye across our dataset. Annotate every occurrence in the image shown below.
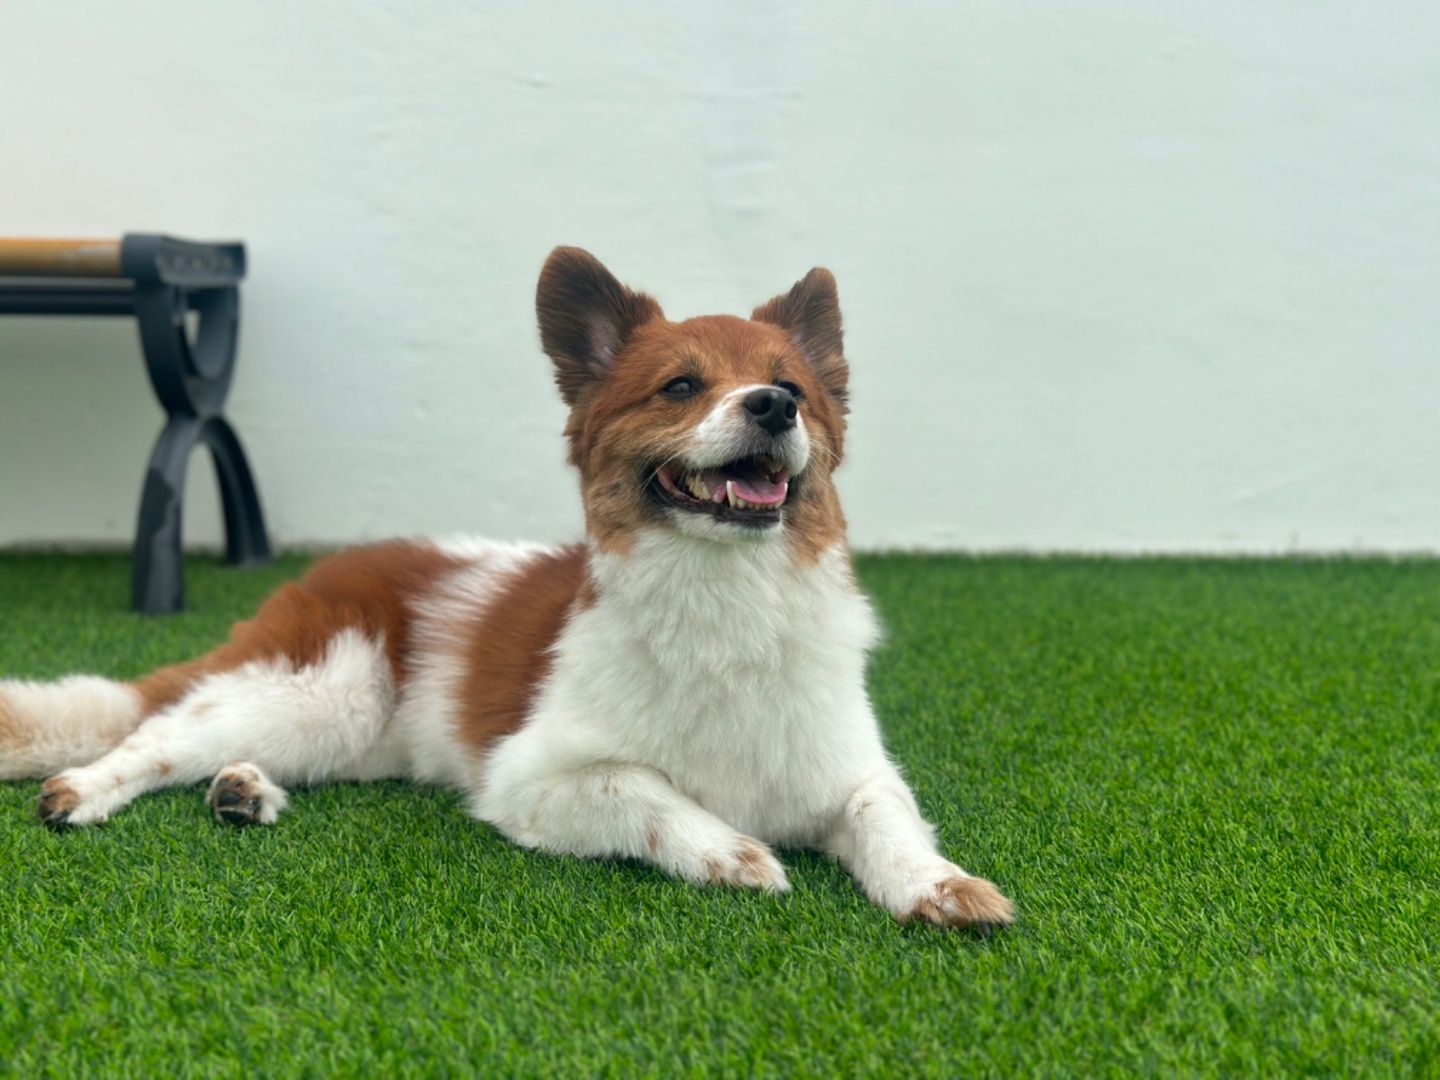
[777,380,804,400]
[660,377,701,399]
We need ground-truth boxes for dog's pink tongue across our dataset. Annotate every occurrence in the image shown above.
[729,476,788,505]
[698,464,789,506]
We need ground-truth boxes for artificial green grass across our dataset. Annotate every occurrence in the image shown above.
[1,552,1438,1077]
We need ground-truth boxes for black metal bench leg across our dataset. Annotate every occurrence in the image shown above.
[132,416,203,615]
[131,416,273,614]
[201,416,272,569]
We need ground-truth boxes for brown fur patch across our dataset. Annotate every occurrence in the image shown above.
[702,837,783,890]
[133,541,464,717]
[733,837,772,877]
[453,545,590,755]
[782,466,848,567]
[646,824,661,857]
[0,694,22,749]
[36,776,80,827]
[132,660,208,720]
[903,876,1016,930]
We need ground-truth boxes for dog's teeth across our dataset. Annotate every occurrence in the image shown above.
[726,481,740,509]
[688,475,709,500]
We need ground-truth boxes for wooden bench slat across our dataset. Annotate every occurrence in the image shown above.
[0,239,123,278]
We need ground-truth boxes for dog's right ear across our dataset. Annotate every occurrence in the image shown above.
[536,247,663,407]
[751,267,848,409]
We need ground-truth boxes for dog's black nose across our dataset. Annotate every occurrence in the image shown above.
[743,387,798,435]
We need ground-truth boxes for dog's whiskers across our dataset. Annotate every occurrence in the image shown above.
[643,452,685,488]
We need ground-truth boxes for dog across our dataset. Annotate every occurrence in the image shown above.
[0,248,1014,930]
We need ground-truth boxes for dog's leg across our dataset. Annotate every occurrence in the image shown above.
[35,697,218,828]
[477,759,790,892]
[824,766,1014,931]
[37,629,393,829]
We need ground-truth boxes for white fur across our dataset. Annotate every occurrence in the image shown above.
[476,535,881,841]
[473,530,990,918]
[0,677,141,780]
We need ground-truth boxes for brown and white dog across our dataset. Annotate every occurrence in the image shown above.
[0,248,1014,930]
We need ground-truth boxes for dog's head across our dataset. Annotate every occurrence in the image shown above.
[536,247,850,558]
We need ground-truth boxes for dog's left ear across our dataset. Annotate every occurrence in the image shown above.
[752,268,848,408]
[537,247,664,407]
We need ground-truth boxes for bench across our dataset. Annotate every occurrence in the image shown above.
[0,234,272,614]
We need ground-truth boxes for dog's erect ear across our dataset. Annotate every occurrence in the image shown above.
[536,247,663,406]
[752,268,848,407]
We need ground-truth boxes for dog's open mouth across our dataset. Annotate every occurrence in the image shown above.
[652,456,792,524]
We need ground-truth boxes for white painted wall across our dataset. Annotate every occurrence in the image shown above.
[1,2,1436,553]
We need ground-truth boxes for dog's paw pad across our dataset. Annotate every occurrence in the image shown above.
[208,765,282,827]
[36,777,83,830]
[903,875,1015,932]
[703,836,790,893]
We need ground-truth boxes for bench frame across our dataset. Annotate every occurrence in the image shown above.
[0,234,272,614]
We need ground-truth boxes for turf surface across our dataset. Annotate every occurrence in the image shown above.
[1,552,1437,1076]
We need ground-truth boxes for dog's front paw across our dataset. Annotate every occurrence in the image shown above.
[901,872,1014,933]
[698,835,791,893]
[37,775,92,829]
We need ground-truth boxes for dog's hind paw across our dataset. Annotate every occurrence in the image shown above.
[208,763,288,827]
[36,776,85,830]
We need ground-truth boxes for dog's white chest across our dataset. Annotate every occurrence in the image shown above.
[535,534,883,840]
